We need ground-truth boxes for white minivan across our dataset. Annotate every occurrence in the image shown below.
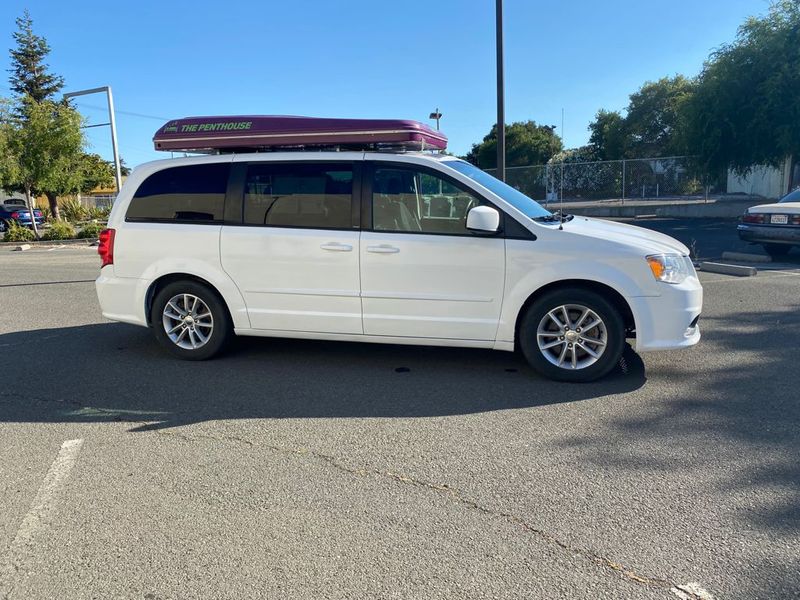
[96,144,701,382]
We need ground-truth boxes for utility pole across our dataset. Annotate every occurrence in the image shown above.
[496,0,505,181]
[63,86,123,193]
[429,108,442,131]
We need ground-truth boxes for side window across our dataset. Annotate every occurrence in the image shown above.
[126,163,229,222]
[243,163,353,229]
[372,167,486,234]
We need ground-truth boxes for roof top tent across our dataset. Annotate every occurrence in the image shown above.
[152,116,448,153]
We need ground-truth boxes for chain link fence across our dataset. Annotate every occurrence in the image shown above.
[486,156,722,204]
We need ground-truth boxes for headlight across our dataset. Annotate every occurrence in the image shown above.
[646,254,690,284]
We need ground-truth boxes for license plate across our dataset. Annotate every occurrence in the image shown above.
[770,214,788,225]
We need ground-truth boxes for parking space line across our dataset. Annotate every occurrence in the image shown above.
[0,439,84,598]
[0,280,95,288]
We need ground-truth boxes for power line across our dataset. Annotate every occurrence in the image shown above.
[0,85,168,122]
[73,102,168,122]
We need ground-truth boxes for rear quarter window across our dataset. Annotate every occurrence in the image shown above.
[126,163,230,223]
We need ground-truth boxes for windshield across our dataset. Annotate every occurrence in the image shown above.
[779,188,800,203]
[443,160,552,218]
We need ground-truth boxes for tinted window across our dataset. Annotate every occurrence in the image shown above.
[127,163,229,222]
[372,167,486,234]
[243,163,353,229]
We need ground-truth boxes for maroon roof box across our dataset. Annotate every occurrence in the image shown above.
[153,115,447,152]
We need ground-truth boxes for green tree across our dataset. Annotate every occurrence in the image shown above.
[79,153,116,192]
[1,99,84,236]
[41,152,113,221]
[119,156,131,177]
[621,75,694,158]
[587,76,694,160]
[588,109,627,160]
[464,121,562,168]
[684,0,800,174]
[8,10,64,104]
[3,11,108,225]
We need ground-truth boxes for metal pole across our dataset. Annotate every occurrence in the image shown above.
[106,87,123,193]
[64,85,123,193]
[429,108,442,131]
[621,159,626,205]
[495,0,505,182]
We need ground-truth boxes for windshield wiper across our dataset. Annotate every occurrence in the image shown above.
[533,210,574,223]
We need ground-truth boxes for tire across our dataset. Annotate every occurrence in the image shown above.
[519,287,626,383]
[763,243,791,258]
[150,280,232,360]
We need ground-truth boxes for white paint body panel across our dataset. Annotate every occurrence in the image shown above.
[96,151,703,358]
[220,227,362,333]
[360,231,505,339]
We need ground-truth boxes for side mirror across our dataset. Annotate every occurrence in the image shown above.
[466,206,500,233]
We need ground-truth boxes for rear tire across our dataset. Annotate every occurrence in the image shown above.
[519,288,626,383]
[150,280,231,360]
[763,243,791,258]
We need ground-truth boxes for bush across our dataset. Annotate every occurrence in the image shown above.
[59,197,86,222]
[86,205,110,220]
[3,220,36,242]
[77,221,104,239]
[40,220,76,240]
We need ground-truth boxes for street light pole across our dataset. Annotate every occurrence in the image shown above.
[63,86,123,193]
[496,0,505,182]
[429,108,442,131]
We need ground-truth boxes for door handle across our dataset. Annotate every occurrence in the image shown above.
[367,245,400,254]
[320,242,353,252]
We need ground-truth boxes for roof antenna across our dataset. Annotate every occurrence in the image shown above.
[558,107,565,231]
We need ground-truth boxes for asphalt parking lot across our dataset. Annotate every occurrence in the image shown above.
[1,223,799,599]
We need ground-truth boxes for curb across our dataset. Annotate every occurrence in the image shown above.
[721,251,771,263]
[698,262,758,277]
[0,238,98,248]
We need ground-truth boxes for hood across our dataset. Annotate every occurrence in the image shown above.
[559,216,690,255]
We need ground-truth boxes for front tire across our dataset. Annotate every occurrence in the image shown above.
[519,288,626,382]
[150,280,232,360]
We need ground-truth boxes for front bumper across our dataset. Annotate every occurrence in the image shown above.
[737,224,800,246]
[629,275,703,352]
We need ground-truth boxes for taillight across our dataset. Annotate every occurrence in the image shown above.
[10,211,19,219]
[792,215,800,225]
[742,212,765,224]
[98,228,115,267]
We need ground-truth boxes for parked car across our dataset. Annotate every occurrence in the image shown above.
[0,199,44,229]
[737,188,800,257]
[95,116,702,382]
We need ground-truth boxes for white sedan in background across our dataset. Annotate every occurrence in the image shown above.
[738,188,800,257]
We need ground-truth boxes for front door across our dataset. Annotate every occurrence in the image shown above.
[360,163,505,340]
[220,161,362,334]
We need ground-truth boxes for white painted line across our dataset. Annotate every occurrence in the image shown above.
[0,439,84,598]
[671,582,716,600]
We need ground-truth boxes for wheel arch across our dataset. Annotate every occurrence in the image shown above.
[513,279,636,350]
[146,273,234,327]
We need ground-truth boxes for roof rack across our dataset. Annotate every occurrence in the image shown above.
[153,116,447,153]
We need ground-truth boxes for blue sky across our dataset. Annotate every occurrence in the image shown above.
[1,0,770,167]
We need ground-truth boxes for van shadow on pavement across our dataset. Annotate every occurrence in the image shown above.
[0,323,645,430]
